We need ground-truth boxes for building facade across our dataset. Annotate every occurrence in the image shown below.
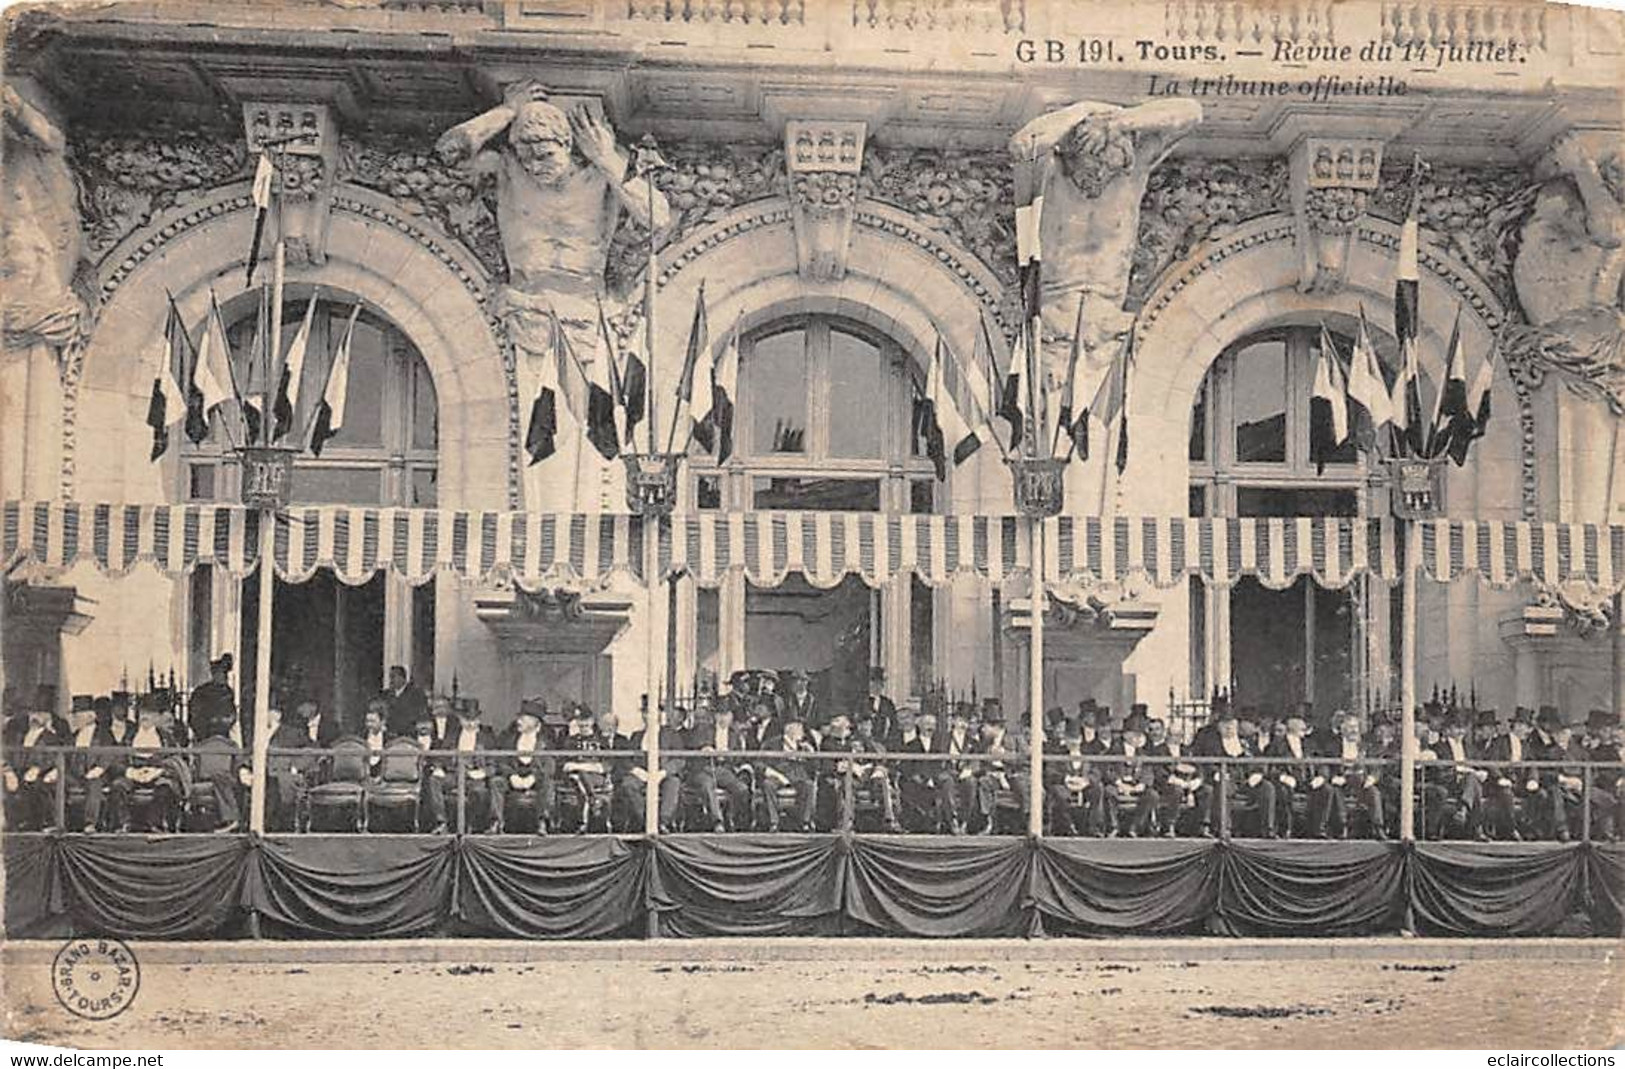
[2,0,1623,733]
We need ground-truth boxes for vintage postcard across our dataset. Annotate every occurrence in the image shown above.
[0,0,1621,1050]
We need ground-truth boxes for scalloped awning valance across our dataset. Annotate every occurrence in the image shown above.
[4,502,1621,594]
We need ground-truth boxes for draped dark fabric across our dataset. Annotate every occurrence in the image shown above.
[844,836,1034,937]
[55,835,247,938]
[1582,843,1625,936]
[1032,839,1217,935]
[1215,842,1407,936]
[5,833,1621,940]
[651,834,845,936]
[456,836,646,938]
[1409,843,1587,936]
[2,835,69,938]
[247,835,453,938]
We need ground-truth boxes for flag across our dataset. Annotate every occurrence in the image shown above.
[1390,195,1425,457]
[1345,307,1392,451]
[1449,320,1495,466]
[998,330,1027,451]
[1427,306,1467,460]
[245,153,275,287]
[709,320,740,464]
[599,298,644,450]
[1056,295,1089,460]
[273,296,317,442]
[582,310,619,462]
[673,285,712,451]
[1310,322,1350,475]
[915,335,980,480]
[310,305,360,457]
[525,329,561,466]
[146,304,188,461]
[236,289,265,444]
[1091,329,1133,475]
[183,293,234,443]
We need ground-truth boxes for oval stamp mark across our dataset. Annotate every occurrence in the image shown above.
[52,938,141,1020]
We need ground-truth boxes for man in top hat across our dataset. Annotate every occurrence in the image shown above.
[262,702,318,832]
[1191,703,1276,838]
[1044,718,1106,836]
[782,670,818,729]
[864,668,899,748]
[1425,710,1487,840]
[3,687,63,830]
[444,697,503,832]
[189,654,238,742]
[933,702,980,834]
[1143,716,1194,837]
[1104,711,1159,837]
[686,701,752,832]
[106,691,135,744]
[1317,711,1387,840]
[383,666,429,741]
[759,716,818,832]
[970,699,1026,834]
[1586,710,1623,841]
[497,700,555,834]
[854,705,903,832]
[1523,706,1575,839]
[618,697,689,833]
[1481,707,1535,840]
[60,695,121,833]
[1264,706,1325,838]
[107,692,188,831]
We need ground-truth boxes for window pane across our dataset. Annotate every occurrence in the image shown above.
[1189,380,1207,462]
[409,468,437,507]
[753,476,879,511]
[827,328,886,459]
[910,479,935,515]
[411,360,438,452]
[1188,484,1206,518]
[696,475,722,510]
[293,466,383,504]
[910,575,933,695]
[749,329,808,455]
[696,589,720,691]
[335,319,386,448]
[1236,487,1359,517]
[188,463,216,502]
[1230,340,1287,463]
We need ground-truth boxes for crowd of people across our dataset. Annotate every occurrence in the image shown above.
[3,658,1623,842]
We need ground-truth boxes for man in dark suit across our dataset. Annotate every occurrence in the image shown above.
[383,665,428,740]
[686,704,752,831]
[188,654,238,741]
[936,702,980,834]
[497,701,556,834]
[1586,709,1623,842]
[617,698,689,833]
[973,700,1025,834]
[446,697,502,832]
[62,697,120,833]
[1044,720,1101,836]
[1191,705,1276,838]
[759,717,817,831]
[782,671,818,731]
[1103,712,1159,837]
[1481,707,1534,840]
[295,698,345,749]
[1264,706,1325,838]
[744,698,782,752]
[1427,711,1487,839]
[262,705,317,832]
[1317,711,1386,839]
[1523,706,1574,840]
[3,690,63,830]
[106,694,188,831]
[863,668,899,748]
[1143,716,1194,838]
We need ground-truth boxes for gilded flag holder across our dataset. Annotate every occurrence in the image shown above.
[238,446,298,511]
[624,452,684,517]
[1387,456,1446,520]
[1008,456,1067,518]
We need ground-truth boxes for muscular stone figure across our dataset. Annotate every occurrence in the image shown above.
[1509,132,1625,407]
[1007,99,1202,375]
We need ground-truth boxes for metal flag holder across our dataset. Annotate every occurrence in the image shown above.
[1387,456,1447,520]
[239,446,298,511]
[1007,455,1067,518]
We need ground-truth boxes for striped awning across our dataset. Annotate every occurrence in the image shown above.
[5,502,1623,593]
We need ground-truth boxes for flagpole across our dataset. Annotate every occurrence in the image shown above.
[1398,513,1419,842]
[1028,513,1045,838]
[248,215,285,835]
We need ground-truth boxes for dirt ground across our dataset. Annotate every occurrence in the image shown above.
[4,952,1621,1049]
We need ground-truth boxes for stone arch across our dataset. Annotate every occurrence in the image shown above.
[1116,213,1524,521]
[69,182,517,509]
[639,196,1015,510]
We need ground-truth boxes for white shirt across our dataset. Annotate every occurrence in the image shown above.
[133,724,161,749]
[307,720,321,743]
[1444,738,1465,761]
[366,730,385,752]
[1340,739,1360,761]
[1509,736,1523,762]
[457,725,480,752]
[516,729,538,764]
[74,724,96,747]
[1287,736,1303,759]
[713,724,730,751]
[1122,742,1137,759]
[433,715,449,739]
[949,730,969,753]
[22,724,45,747]
[1220,736,1244,758]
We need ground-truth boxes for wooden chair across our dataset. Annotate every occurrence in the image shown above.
[365,738,423,832]
[305,737,369,832]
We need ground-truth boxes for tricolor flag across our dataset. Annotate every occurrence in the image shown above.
[582,311,620,462]
[182,293,234,444]
[673,284,713,452]
[1310,322,1350,475]
[708,320,740,464]
[1091,328,1133,475]
[245,153,275,287]
[1390,188,1425,457]
[525,349,560,467]
[998,329,1027,452]
[1056,296,1089,460]
[310,305,360,457]
[234,288,266,444]
[1442,314,1495,467]
[146,303,189,461]
[1426,306,1466,460]
[273,296,317,442]
[1345,307,1392,452]
[600,297,645,450]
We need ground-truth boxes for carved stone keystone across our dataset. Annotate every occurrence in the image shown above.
[1290,135,1384,295]
[242,102,340,267]
[784,119,865,282]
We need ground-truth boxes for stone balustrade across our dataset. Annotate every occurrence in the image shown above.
[1379,0,1546,53]
[1164,1,1339,46]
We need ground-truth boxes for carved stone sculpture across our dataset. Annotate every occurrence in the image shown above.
[436,81,672,358]
[1507,133,1625,413]
[1007,99,1202,385]
[2,84,89,364]
[1290,137,1383,295]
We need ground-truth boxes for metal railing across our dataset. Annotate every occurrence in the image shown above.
[4,743,1620,842]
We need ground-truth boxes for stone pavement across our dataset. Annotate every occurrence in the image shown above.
[2,941,1619,1049]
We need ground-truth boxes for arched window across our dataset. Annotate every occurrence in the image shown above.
[1188,324,1390,725]
[688,314,934,514]
[180,293,438,507]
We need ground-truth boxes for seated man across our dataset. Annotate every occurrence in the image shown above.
[1482,707,1536,840]
[255,706,315,832]
[106,695,188,831]
[3,696,62,831]
[973,700,1026,834]
[409,715,450,833]
[759,717,817,832]
[557,704,613,831]
[1264,708,1325,838]
[1044,719,1104,836]
[1106,713,1159,838]
[1587,710,1624,842]
[361,700,390,778]
[816,712,861,832]
[1143,716,1196,838]
[1427,712,1487,840]
[937,703,980,834]
[616,698,687,833]
[1191,706,1276,838]
[853,708,902,832]
[65,697,120,833]
[496,702,555,834]
[685,704,751,832]
[896,712,950,833]
[448,698,502,833]
[1526,709,1582,841]
[1319,711,1386,840]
